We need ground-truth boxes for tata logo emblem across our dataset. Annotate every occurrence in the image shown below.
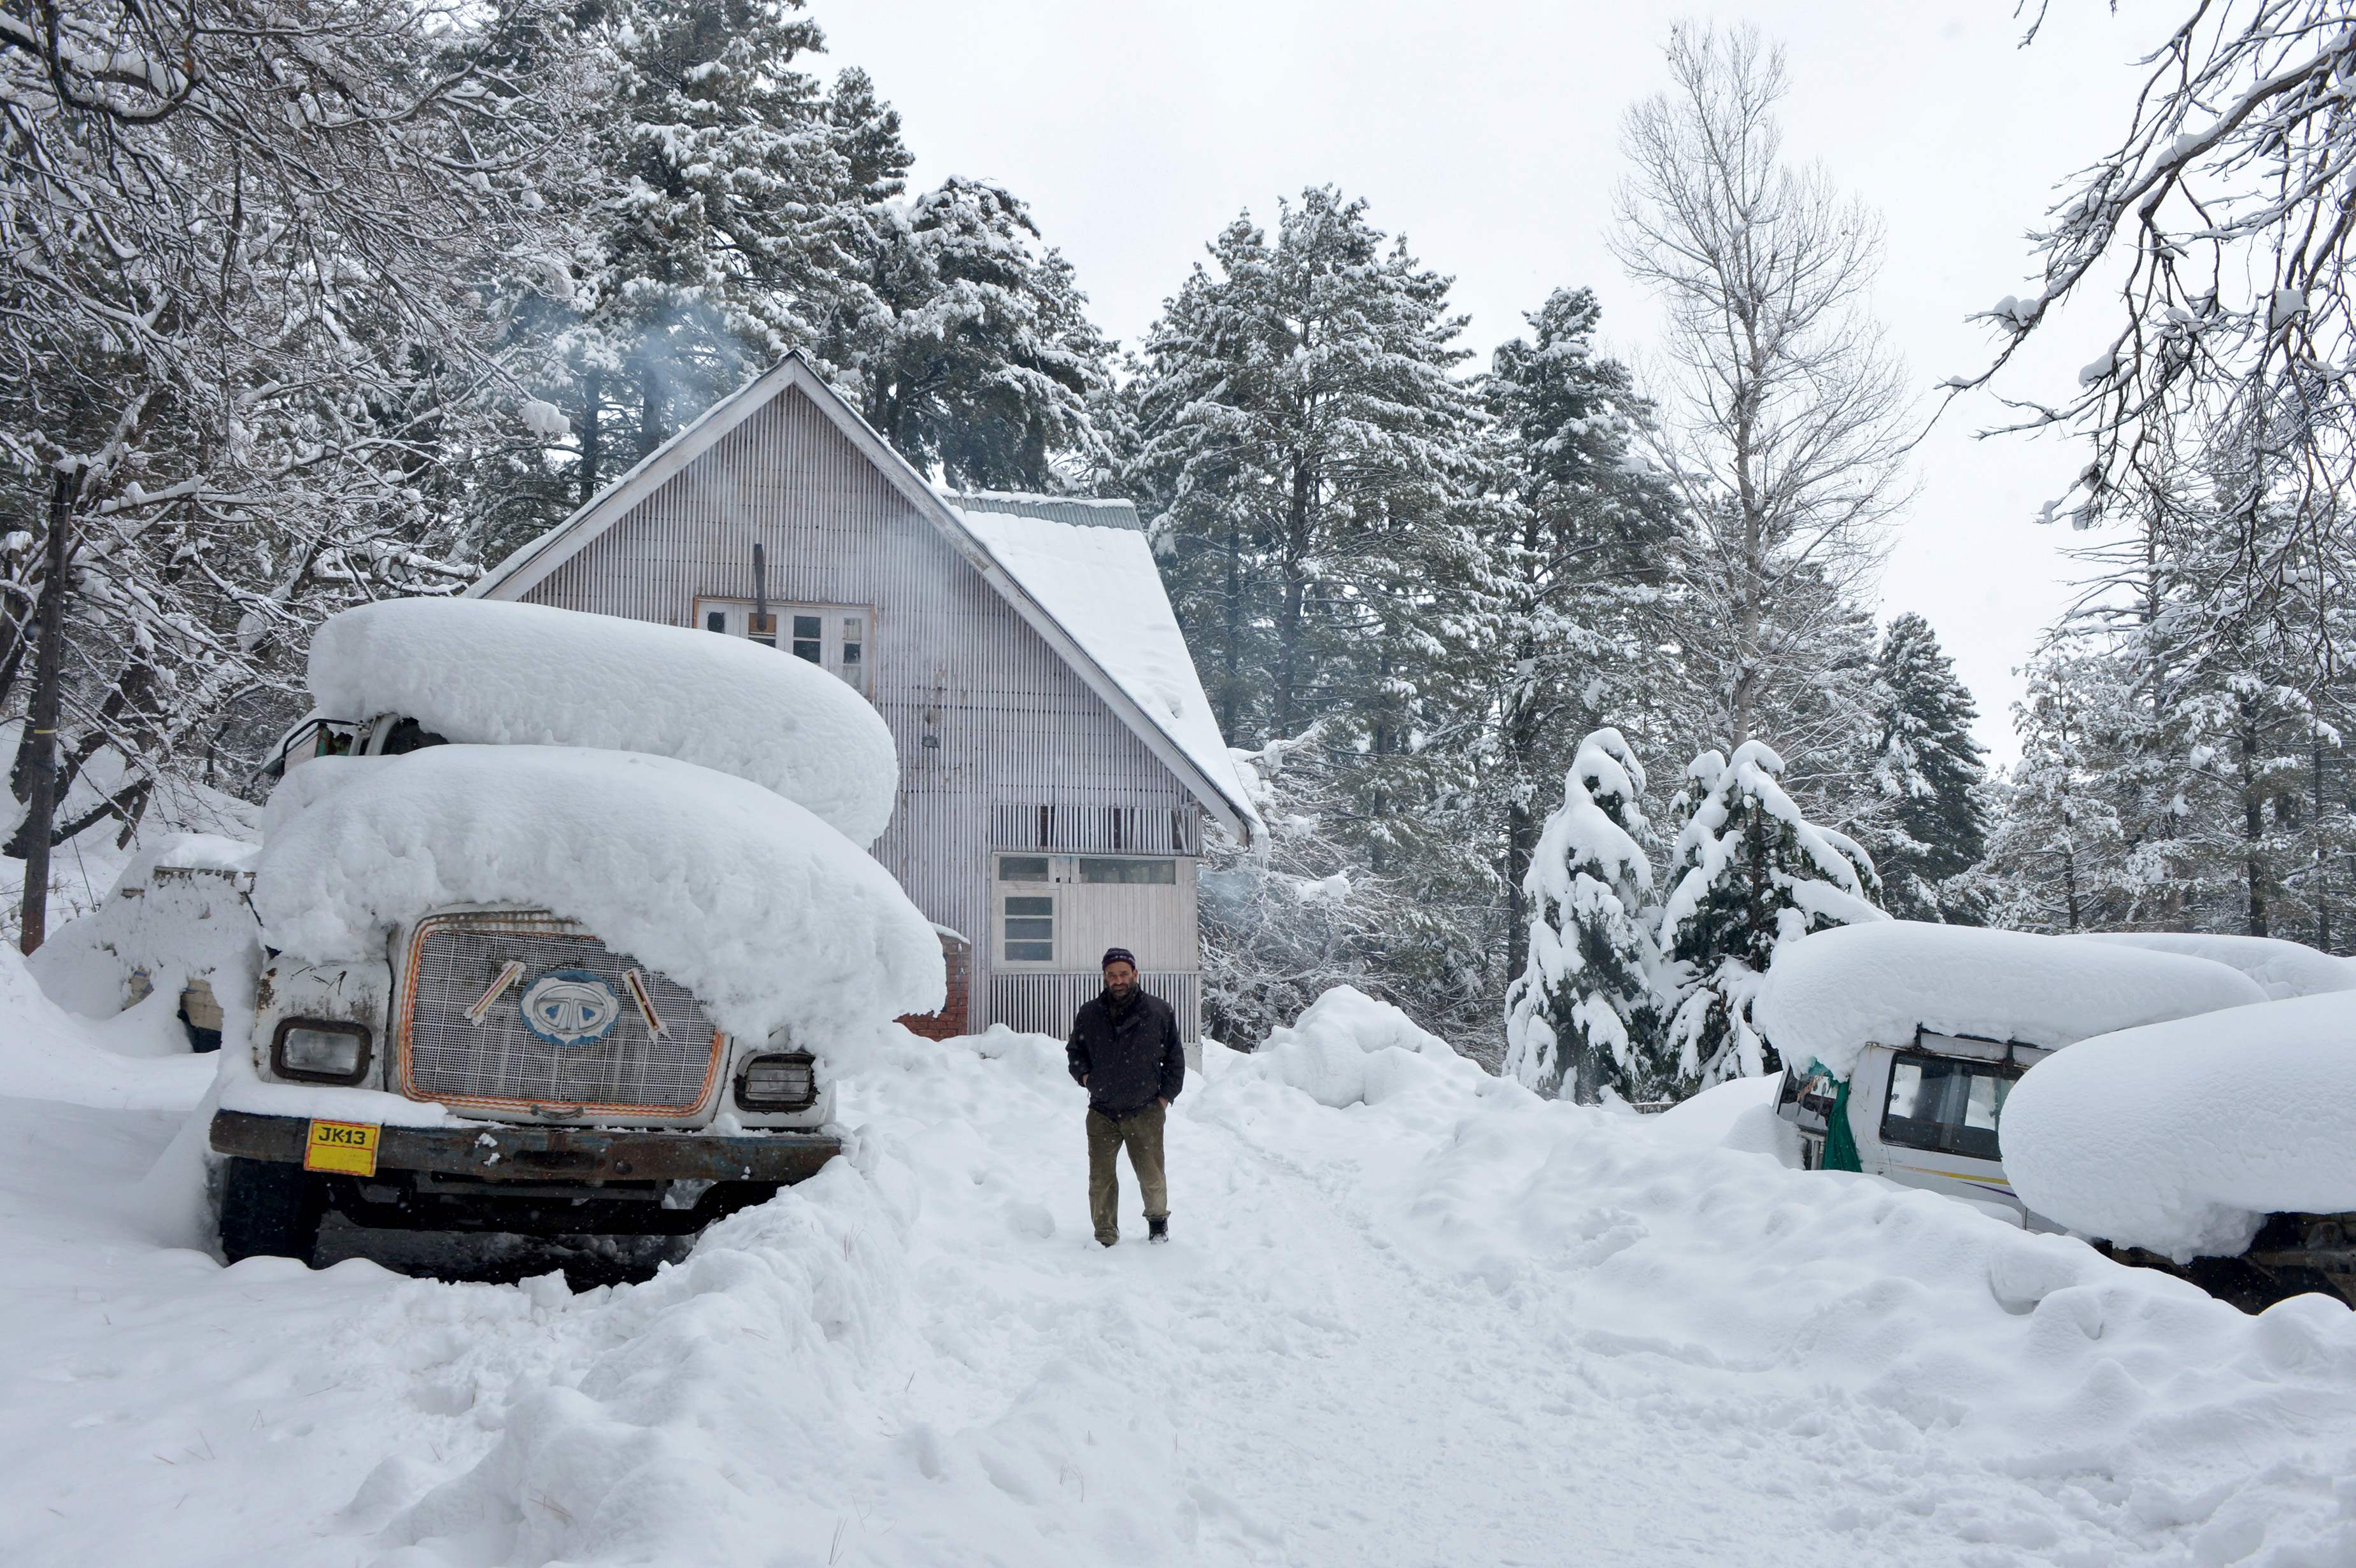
[520,969,621,1047]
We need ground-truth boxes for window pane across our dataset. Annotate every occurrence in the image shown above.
[706,611,727,633]
[1005,896,1053,916]
[1965,1075,2005,1131]
[998,856,1050,882]
[1005,917,1053,940]
[842,616,863,639]
[793,614,821,639]
[1005,942,1053,962]
[1079,858,1177,884]
[1887,1061,1924,1120]
[841,642,862,663]
[791,640,821,663]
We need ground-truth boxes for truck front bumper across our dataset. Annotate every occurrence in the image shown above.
[209,1108,842,1185]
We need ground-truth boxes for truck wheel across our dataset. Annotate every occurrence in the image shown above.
[219,1156,325,1265]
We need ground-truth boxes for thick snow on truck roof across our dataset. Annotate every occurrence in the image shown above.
[309,598,899,845]
[254,745,944,1039]
[2070,931,2356,1001]
[2005,991,2356,1261]
[1752,921,2267,1080]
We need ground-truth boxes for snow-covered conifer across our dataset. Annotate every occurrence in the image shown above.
[825,176,1114,491]
[1658,740,1885,1089]
[1503,730,1665,1102]
[1482,288,1682,980]
[1867,614,1990,922]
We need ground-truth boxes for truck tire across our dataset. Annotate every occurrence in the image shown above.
[219,1156,325,1265]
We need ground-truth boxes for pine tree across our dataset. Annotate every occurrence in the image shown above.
[1121,188,1501,1040]
[1866,613,1990,922]
[1482,288,1683,989]
[825,176,1114,491]
[1659,740,1885,1090]
[1503,730,1666,1102]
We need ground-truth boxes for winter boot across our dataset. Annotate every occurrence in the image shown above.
[1148,1217,1169,1245]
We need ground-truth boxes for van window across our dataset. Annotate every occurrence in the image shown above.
[1880,1052,2017,1162]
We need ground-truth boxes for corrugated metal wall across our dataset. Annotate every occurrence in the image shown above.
[517,388,1204,1036]
[993,971,1201,1045]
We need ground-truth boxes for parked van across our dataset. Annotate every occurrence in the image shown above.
[1755,922,2356,1305]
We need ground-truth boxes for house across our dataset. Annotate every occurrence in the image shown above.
[468,354,1260,1042]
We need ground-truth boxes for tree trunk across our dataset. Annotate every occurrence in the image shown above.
[2241,714,2267,938]
[579,370,603,505]
[1219,522,1242,738]
[16,465,80,955]
[1272,454,1312,738]
[639,362,664,459]
[2313,735,2332,952]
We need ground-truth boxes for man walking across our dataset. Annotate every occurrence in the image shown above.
[1067,947,1184,1247]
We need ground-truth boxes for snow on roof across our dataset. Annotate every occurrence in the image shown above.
[943,490,1144,531]
[2004,991,2356,1259]
[254,747,943,1039]
[309,598,898,847]
[954,506,1261,838]
[2070,931,2356,1001]
[1752,921,2267,1080]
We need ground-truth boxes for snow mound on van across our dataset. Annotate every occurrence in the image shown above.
[1244,986,1475,1108]
[2004,991,2356,1260]
[308,598,898,845]
[1752,921,2266,1080]
[253,746,942,1038]
[2073,931,2356,1001]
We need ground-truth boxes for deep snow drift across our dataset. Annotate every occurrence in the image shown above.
[2005,991,2356,1260]
[254,746,944,1038]
[308,598,900,845]
[1754,921,2268,1078]
[4,973,2355,1566]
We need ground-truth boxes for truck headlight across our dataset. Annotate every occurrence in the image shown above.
[737,1052,816,1111]
[271,1019,372,1085]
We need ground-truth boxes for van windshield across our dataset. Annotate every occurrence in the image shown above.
[1880,1052,2018,1162]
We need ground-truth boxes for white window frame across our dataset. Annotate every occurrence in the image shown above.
[998,887,1058,967]
[693,596,873,696]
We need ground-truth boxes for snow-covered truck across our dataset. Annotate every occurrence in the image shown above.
[196,598,944,1264]
[1753,921,2356,1305]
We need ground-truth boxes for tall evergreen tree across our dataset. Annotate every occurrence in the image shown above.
[1121,187,1501,1040]
[1865,613,1990,922]
[824,176,1114,491]
[1481,288,1682,984]
[1503,730,1666,1102]
[1659,741,1884,1089]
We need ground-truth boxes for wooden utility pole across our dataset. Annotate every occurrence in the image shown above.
[17,463,80,954]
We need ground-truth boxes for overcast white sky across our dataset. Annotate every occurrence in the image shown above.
[818,0,2182,763]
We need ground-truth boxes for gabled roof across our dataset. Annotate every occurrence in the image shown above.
[467,355,1260,844]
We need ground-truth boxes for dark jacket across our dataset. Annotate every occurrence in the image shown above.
[1067,987,1184,1118]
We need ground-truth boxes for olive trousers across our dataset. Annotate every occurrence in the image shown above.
[1086,1101,1167,1243]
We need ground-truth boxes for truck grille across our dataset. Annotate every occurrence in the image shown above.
[397,912,724,1117]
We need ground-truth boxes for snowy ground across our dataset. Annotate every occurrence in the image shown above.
[6,966,2356,1567]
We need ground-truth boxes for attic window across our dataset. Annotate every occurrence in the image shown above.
[694,597,872,696]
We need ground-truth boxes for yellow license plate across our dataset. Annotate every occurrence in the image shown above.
[304,1119,381,1176]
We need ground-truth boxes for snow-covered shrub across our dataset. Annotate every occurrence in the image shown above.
[1658,740,1885,1090]
[1503,728,1666,1102]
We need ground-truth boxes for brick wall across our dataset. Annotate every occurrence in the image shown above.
[897,929,971,1041]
